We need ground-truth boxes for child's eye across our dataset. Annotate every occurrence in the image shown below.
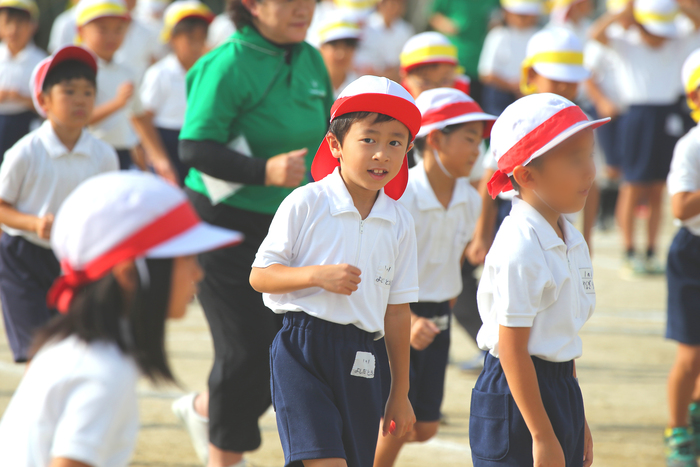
[361,138,375,144]
[389,140,403,147]
[64,89,75,95]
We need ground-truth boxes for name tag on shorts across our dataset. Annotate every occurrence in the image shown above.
[350,351,375,379]
[579,268,594,294]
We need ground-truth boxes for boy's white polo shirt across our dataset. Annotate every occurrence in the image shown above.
[478,26,538,83]
[669,124,700,236]
[399,160,481,303]
[0,120,119,248]
[140,54,187,130]
[90,56,143,150]
[355,12,414,73]
[0,42,46,114]
[253,167,419,337]
[476,197,595,362]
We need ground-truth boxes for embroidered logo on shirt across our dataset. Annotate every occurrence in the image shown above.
[579,268,594,294]
[309,79,327,97]
[350,351,375,378]
[375,265,393,287]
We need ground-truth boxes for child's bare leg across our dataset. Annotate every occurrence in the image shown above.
[582,181,599,250]
[303,458,348,467]
[373,421,440,467]
[646,182,665,254]
[618,183,644,252]
[692,374,700,402]
[668,344,700,427]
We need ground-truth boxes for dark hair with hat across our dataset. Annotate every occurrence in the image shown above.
[227,0,259,30]
[42,60,97,93]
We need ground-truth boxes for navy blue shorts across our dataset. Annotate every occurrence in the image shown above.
[376,301,451,422]
[116,149,132,171]
[596,114,624,169]
[270,312,383,467]
[619,104,681,183]
[0,111,35,162]
[470,354,585,466]
[667,228,700,345]
[481,85,517,117]
[0,234,60,362]
[156,127,189,186]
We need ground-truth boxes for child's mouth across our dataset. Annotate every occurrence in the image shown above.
[368,169,389,180]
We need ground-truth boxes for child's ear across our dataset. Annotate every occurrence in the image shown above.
[37,92,51,115]
[512,164,536,190]
[326,133,343,160]
[406,141,414,154]
[526,67,538,87]
[426,129,442,151]
[112,260,139,295]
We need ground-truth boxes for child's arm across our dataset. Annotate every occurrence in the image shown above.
[0,200,53,240]
[671,191,700,221]
[50,458,91,467]
[0,90,34,109]
[382,303,416,438]
[89,82,134,125]
[465,168,498,266]
[499,325,566,467]
[250,263,361,295]
[589,2,632,46]
[429,13,459,36]
[130,112,178,185]
[584,78,619,119]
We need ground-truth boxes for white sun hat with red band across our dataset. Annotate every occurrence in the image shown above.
[48,172,243,313]
[30,45,98,118]
[416,88,497,139]
[311,75,421,201]
[487,93,609,199]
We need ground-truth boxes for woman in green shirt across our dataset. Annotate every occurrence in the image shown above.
[173,1,333,466]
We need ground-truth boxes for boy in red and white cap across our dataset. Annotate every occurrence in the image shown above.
[0,45,119,363]
[472,93,608,467]
[373,88,495,467]
[250,76,420,467]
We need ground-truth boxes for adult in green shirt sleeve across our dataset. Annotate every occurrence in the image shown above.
[173,1,333,465]
[429,0,500,86]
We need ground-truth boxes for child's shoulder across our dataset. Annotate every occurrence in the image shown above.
[489,212,546,262]
[3,127,43,162]
[674,125,700,161]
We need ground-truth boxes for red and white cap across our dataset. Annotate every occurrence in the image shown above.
[48,172,243,313]
[311,75,421,201]
[487,93,609,199]
[416,88,497,139]
[30,45,97,118]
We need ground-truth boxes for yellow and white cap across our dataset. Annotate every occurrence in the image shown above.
[0,0,38,20]
[400,32,459,73]
[606,0,630,14]
[333,0,379,16]
[549,0,587,24]
[634,0,679,38]
[682,48,700,122]
[501,0,544,16]
[161,1,214,42]
[317,12,362,45]
[520,26,588,94]
[76,0,130,27]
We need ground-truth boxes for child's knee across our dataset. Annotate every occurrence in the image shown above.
[410,421,439,442]
[677,344,700,374]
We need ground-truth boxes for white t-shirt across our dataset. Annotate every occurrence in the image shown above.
[334,71,358,98]
[607,25,699,106]
[0,120,119,247]
[476,197,595,362]
[207,13,236,49]
[478,25,538,82]
[584,24,628,111]
[0,335,140,467]
[399,161,481,302]
[0,42,46,114]
[354,12,414,73]
[140,54,187,130]
[48,7,77,53]
[669,124,700,236]
[89,55,143,150]
[115,18,167,82]
[252,167,419,337]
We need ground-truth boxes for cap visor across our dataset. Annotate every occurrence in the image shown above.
[532,63,590,83]
[503,6,542,15]
[146,222,243,258]
[417,112,498,138]
[523,117,611,166]
[321,30,362,44]
[642,21,679,39]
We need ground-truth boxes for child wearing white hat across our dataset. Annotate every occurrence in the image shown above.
[373,88,496,467]
[315,13,362,97]
[472,93,608,467]
[478,0,542,116]
[0,171,242,467]
[250,76,420,467]
[590,0,700,277]
[664,47,700,467]
[547,0,593,43]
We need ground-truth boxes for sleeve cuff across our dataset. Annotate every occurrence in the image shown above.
[387,288,419,305]
[497,314,536,328]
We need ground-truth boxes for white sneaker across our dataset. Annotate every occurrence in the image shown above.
[172,392,209,465]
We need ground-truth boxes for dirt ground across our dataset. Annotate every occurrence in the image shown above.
[0,214,676,467]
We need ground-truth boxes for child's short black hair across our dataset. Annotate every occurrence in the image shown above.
[323,38,359,49]
[0,7,32,23]
[42,60,97,93]
[329,111,413,146]
[413,122,464,153]
[171,16,210,38]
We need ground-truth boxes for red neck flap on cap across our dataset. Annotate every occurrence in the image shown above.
[311,93,422,201]
[47,202,200,313]
[487,105,588,199]
[421,101,494,138]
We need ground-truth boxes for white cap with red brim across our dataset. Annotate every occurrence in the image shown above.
[311,75,421,201]
[416,88,497,139]
[30,45,98,118]
[48,171,243,313]
[487,93,610,199]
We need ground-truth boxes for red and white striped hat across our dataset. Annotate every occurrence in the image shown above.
[416,88,496,139]
[487,93,609,199]
[311,75,421,201]
[48,172,243,313]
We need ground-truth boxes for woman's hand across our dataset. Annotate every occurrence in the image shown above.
[265,148,308,187]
